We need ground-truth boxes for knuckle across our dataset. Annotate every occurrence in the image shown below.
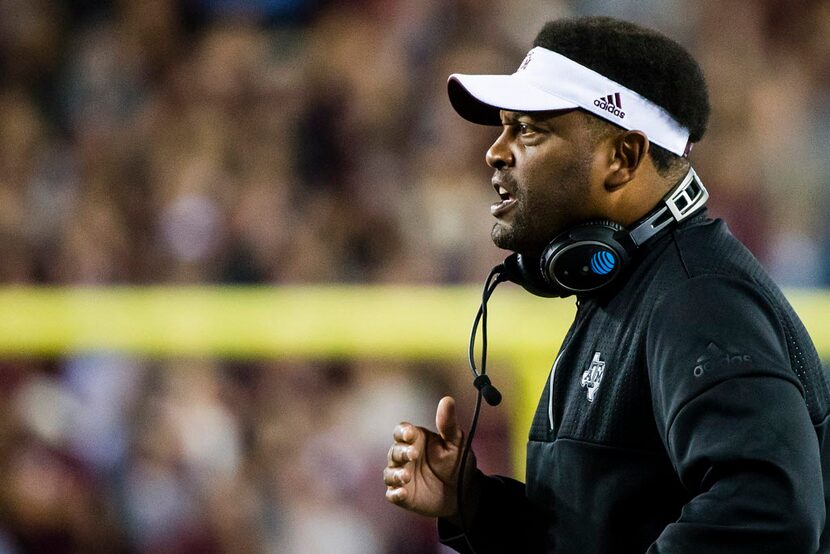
[385,487,403,503]
[396,423,416,443]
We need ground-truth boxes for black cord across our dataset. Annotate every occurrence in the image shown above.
[457,265,506,552]
[457,386,483,553]
[467,266,503,381]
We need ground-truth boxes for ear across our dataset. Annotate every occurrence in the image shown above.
[604,131,649,189]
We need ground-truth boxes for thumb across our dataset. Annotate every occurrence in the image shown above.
[436,396,463,446]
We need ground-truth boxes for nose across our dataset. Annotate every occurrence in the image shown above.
[486,128,514,170]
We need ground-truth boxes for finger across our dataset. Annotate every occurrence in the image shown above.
[387,443,417,466]
[393,423,417,444]
[385,486,408,505]
[383,467,410,487]
[436,396,462,446]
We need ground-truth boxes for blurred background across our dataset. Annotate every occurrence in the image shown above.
[1,0,829,552]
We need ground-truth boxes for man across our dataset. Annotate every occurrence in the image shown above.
[383,16,830,553]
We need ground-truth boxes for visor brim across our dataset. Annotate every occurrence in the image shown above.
[447,74,579,125]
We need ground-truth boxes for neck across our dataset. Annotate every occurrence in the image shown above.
[614,162,691,227]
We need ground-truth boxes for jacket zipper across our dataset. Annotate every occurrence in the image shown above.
[549,297,587,431]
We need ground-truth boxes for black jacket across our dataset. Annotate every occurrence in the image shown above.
[440,213,830,553]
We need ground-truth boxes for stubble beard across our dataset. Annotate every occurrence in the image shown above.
[490,195,539,253]
[491,201,562,256]
[491,166,592,256]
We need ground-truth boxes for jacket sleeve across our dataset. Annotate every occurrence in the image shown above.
[437,470,547,553]
[645,275,825,553]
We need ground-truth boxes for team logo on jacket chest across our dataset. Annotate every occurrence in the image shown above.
[581,352,605,402]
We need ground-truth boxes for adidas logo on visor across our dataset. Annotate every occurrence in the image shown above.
[594,93,625,119]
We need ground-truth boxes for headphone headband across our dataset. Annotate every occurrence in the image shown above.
[628,168,708,247]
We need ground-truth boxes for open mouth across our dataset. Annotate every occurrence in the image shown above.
[491,184,517,217]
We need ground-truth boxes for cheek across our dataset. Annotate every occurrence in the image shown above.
[529,154,588,201]
[583,151,613,210]
[528,155,595,228]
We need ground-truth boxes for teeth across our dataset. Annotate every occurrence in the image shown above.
[498,186,509,197]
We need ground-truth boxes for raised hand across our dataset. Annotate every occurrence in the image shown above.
[383,396,475,519]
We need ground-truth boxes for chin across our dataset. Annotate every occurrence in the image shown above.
[490,223,516,251]
[491,223,532,253]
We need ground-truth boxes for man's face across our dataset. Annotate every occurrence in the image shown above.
[487,109,604,255]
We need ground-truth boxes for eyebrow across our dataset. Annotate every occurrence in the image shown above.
[500,111,535,124]
[501,108,581,128]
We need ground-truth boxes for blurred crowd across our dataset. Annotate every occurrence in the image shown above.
[0,355,512,552]
[1,0,830,552]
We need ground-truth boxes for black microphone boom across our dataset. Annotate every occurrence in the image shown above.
[456,265,507,553]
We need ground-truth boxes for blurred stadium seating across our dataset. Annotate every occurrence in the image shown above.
[1,0,829,552]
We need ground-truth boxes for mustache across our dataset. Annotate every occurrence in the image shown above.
[491,172,518,194]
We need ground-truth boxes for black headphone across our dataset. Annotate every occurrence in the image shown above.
[501,168,708,298]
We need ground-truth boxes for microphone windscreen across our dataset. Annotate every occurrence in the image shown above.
[481,384,502,406]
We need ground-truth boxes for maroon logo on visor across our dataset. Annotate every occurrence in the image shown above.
[593,93,625,119]
[518,51,534,71]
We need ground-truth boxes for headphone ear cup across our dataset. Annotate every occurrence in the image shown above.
[501,220,633,299]
[540,220,630,296]
[502,252,562,298]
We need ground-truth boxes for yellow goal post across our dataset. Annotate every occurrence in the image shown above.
[0,285,828,476]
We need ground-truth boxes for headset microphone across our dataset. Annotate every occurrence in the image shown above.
[473,375,502,406]
[455,263,507,553]
[466,265,506,406]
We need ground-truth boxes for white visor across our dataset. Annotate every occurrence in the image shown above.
[448,47,691,156]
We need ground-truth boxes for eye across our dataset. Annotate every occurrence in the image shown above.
[500,117,542,140]
[516,122,543,141]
